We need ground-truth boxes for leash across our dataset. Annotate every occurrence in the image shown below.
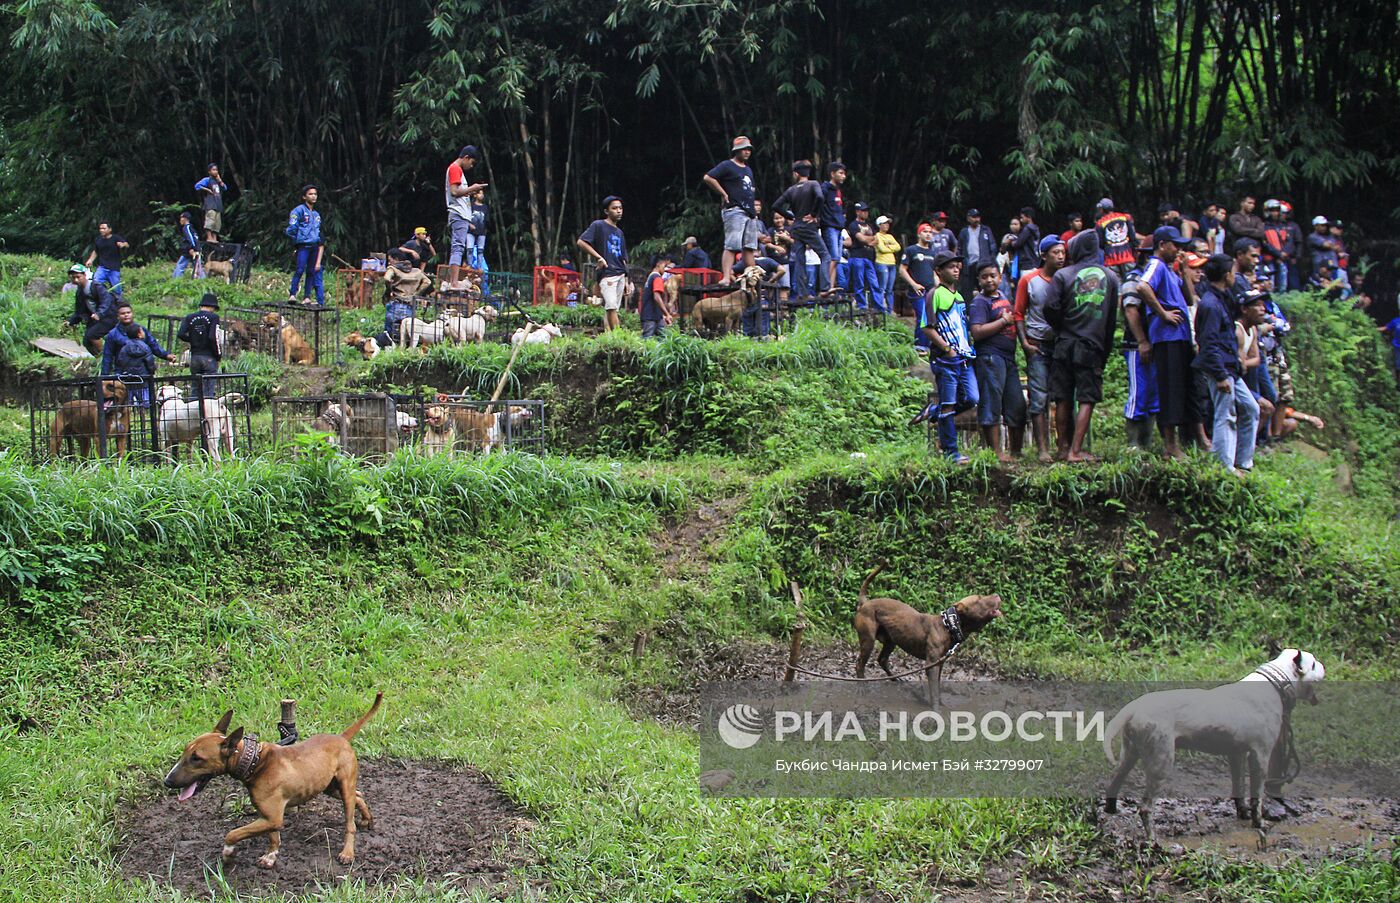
[784,642,961,682]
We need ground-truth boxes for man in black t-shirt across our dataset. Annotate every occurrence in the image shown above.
[702,136,760,280]
[85,222,129,299]
[577,196,629,333]
[177,293,223,397]
[846,203,877,309]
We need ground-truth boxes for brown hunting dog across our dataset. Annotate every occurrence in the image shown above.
[262,312,316,365]
[854,562,1003,706]
[690,266,764,333]
[163,693,383,869]
[421,395,532,454]
[49,379,130,457]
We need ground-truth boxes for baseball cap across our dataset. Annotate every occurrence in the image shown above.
[917,222,934,234]
[1279,201,1293,213]
[1333,220,1344,228]
[731,135,753,152]
[1181,252,1208,269]
[602,195,623,208]
[966,208,981,217]
[875,215,891,226]
[68,263,86,275]
[934,211,948,220]
[1153,224,1189,246]
[1038,235,1065,254]
[684,236,698,245]
[1312,215,1328,225]
[458,145,480,160]
[852,202,869,211]
[1240,288,1271,307]
[932,250,963,269]
[1096,197,1114,209]
[414,226,428,236]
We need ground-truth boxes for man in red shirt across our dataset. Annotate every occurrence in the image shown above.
[444,145,488,288]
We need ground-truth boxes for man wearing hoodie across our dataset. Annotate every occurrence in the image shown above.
[1043,230,1119,463]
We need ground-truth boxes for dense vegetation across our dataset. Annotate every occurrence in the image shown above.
[2,0,1398,299]
[0,249,1397,899]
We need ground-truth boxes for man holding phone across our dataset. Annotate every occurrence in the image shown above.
[444,144,488,288]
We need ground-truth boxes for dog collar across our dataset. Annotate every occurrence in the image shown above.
[941,607,964,645]
[1253,663,1298,712]
[228,734,262,781]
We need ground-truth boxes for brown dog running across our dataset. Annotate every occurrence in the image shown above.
[163,692,383,869]
[262,312,316,365]
[853,562,1003,706]
[49,379,130,457]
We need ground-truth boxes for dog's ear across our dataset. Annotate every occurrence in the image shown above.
[221,726,244,753]
[435,392,450,403]
[214,709,233,734]
[1293,650,1305,673]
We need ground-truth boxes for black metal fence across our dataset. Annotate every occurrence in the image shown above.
[270,393,409,460]
[221,307,282,359]
[252,302,341,365]
[31,373,253,463]
[201,241,258,284]
[145,314,185,354]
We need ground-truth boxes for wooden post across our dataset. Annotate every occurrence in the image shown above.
[484,321,533,418]
[277,699,298,746]
[783,580,806,683]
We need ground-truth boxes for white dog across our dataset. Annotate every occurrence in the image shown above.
[155,384,244,461]
[510,323,563,348]
[442,305,499,344]
[1103,648,1325,844]
[399,313,454,349]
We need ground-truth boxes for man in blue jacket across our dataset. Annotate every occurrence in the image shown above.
[66,264,119,356]
[285,185,324,305]
[1195,256,1259,473]
[172,211,203,278]
[958,209,996,298]
[101,302,175,376]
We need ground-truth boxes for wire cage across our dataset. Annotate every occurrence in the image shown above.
[390,292,531,348]
[336,267,385,309]
[221,306,283,360]
[409,396,547,456]
[31,372,253,463]
[145,314,185,353]
[270,393,409,460]
[201,241,257,284]
[532,265,582,305]
[253,302,342,366]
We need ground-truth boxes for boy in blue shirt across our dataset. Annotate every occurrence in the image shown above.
[911,251,978,463]
[285,184,324,305]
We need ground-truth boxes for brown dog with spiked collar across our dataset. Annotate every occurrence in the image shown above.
[854,563,1003,706]
[163,692,382,869]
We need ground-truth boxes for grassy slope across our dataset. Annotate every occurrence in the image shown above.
[0,255,1398,901]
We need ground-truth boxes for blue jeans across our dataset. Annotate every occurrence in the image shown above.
[822,226,844,264]
[874,263,896,312]
[172,255,202,279]
[835,260,849,290]
[912,293,929,349]
[848,258,875,307]
[94,265,122,298]
[290,245,324,304]
[789,224,830,297]
[1211,374,1259,470]
[1024,346,1051,415]
[931,356,979,456]
[973,354,1026,428]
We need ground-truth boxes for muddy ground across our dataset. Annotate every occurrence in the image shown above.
[117,757,534,896]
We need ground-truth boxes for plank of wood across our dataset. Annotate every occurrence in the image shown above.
[30,337,93,359]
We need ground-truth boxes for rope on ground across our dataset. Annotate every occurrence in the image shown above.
[783,649,958,683]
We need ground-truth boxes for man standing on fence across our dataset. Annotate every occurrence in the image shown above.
[577,195,629,333]
[101,302,175,377]
[195,164,227,243]
[85,222,129,299]
[178,293,222,398]
[65,264,118,356]
[285,185,325,305]
[702,135,760,281]
[444,145,489,289]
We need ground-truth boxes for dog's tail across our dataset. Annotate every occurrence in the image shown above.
[342,692,383,740]
[858,561,888,607]
[1102,706,1130,765]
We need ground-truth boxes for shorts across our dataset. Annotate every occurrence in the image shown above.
[722,208,760,252]
[1048,342,1106,405]
[1122,347,1159,420]
[1024,346,1051,414]
[1153,339,1203,426]
[973,353,1027,428]
[600,274,626,311]
[203,209,222,233]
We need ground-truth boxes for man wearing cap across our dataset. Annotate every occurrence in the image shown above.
[444,145,489,288]
[821,162,848,293]
[1094,198,1141,280]
[873,215,901,313]
[846,203,877,308]
[64,264,119,357]
[195,163,227,243]
[702,136,760,280]
[1044,229,1119,463]
[1137,225,1201,458]
[177,293,222,398]
[926,212,958,258]
[1306,216,1339,280]
[577,196,628,332]
[391,227,436,267]
[172,211,203,279]
[914,250,977,463]
[899,223,940,349]
[958,209,995,299]
[285,184,325,305]
[771,160,830,297]
[1012,234,1067,462]
[681,237,711,271]
[1117,262,1159,451]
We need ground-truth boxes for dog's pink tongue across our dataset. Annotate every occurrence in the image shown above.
[178,782,198,802]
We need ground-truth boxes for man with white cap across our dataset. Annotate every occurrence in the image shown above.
[1307,215,1340,279]
[703,136,760,280]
